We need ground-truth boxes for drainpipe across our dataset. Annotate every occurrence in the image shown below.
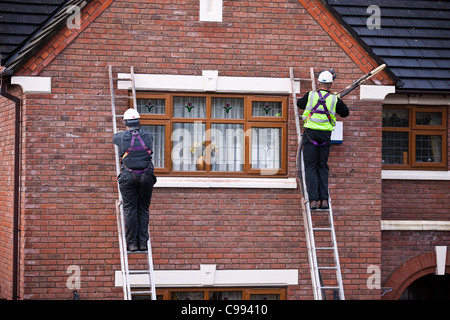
[0,69,21,300]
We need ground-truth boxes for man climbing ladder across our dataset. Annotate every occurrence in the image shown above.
[113,109,157,252]
[296,69,349,210]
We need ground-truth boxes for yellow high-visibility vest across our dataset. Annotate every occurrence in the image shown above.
[302,90,337,131]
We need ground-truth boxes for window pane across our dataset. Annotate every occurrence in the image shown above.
[141,125,165,168]
[211,97,244,119]
[416,135,442,163]
[251,127,281,169]
[252,101,282,117]
[172,122,206,171]
[171,291,204,300]
[209,291,242,300]
[250,294,280,300]
[173,96,206,118]
[137,98,165,115]
[210,124,244,172]
[416,112,442,126]
[382,108,409,127]
[382,131,409,165]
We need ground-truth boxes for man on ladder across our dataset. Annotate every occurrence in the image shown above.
[296,69,349,210]
[113,109,157,252]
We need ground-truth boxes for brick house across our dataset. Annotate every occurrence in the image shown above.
[0,0,448,300]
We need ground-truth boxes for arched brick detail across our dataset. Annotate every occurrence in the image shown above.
[382,251,450,300]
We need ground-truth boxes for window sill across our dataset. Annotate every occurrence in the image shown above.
[382,170,450,181]
[154,177,298,189]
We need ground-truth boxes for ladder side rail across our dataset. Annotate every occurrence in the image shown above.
[290,67,322,300]
[300,150,322,300]
[109,65,132,300]
[147,227,156,300]
[327,198,345,300]
[130,66,138,110]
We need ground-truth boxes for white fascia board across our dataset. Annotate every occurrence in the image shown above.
[382,170,450,181]
[117,71,295,94]
[115,267,299,288]
[154,177,297,189]
[11,76,51,93]
[359,85,395,101]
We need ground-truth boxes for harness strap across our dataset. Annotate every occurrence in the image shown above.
[123,130,152,159]
[305,91,336,126]
[121,130,153,174]
[303,129,329,147]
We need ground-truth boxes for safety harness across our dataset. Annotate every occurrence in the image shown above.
[305,91,336,127]
[303,91,336,147]
[122,129,153,174]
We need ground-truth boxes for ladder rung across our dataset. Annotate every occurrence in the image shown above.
[131,290,153,295]
[129,270,150,274]
[321,286,340,290]
[313,227,332,231]
[316,247,335,250]
[318,266,338,270]
[115,115,124,118]
[114,95,133,99]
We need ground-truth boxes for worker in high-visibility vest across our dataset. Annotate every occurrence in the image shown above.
[113,109,157,251]
[297,69,349,210]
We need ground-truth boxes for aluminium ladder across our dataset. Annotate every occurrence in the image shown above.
[108,66,156,300]
[290,67,345,300]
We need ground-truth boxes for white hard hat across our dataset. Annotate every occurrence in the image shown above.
[123,108,140,120]
[318,70,334,83]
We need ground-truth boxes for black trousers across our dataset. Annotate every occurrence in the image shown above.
[118,169,157,247]
[302,129,331,202]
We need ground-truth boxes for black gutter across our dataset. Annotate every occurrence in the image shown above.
[0,69,21,300]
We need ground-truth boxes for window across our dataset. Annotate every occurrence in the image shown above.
[131,287,286,300]
[382,106,447,169]
[135,93,288,176]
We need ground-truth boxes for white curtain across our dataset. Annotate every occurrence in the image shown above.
[251,127,281,169]
[141,125,165,168]
[211,124,244,172]
[172,122,205,171]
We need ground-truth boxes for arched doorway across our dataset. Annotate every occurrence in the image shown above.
[382,251,450,300]
[399,274,450,300]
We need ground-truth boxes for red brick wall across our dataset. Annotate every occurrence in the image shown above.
[382,180,450,220]
[10,0,389,299]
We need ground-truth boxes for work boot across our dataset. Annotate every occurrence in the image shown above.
[138,243,148,251]
[319,200,329,210]
[310,200,319,210]
[127,244,138,252]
